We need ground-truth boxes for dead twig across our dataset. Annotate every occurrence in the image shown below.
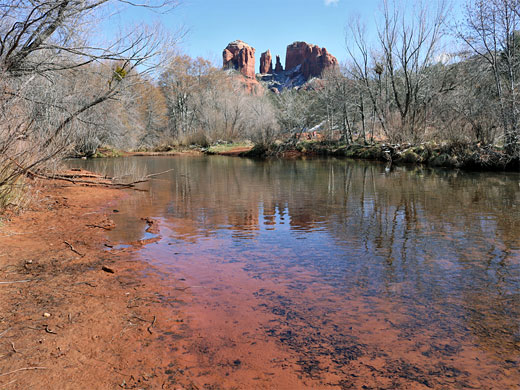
[130,315,148,323]
[0,379,17,388]
[130,315,156,334]
[44,325,57,335]
[147,316,156,335]
[189,381,201,390]
[144,168,174,179]
[64,241,84,257]
[114,168,175,185]
[10,342,17,354]
[0,367,48,377]
[0,328,11,338]
[173,286,204,291]
[73,281,97,287]
[47,168,174,188]
[0,279,34,285]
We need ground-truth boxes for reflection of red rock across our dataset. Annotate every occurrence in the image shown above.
[285,41,338,79]
[223,40,256,79]
[228,208,259,233]
[274,55,283,73]
[260,50,273,74]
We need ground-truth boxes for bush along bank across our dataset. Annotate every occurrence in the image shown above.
[240,141,520,171]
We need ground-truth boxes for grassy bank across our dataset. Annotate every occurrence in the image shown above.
[240,141,520,171]
[75,140,519,172]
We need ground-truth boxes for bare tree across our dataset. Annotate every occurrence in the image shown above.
[274,89,320,144]
[0,0,178,207]
[346,0,448,142]
[457,0,520,156]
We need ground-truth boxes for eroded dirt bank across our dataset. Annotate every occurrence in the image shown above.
[0,179,188,390]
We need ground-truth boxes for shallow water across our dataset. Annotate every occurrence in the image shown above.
[73,156,520,389]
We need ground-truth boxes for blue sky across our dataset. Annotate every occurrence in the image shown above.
[168,0,381,66]
[108,0,463,70]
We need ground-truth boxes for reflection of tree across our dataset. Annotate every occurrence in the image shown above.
[76,156,520,357]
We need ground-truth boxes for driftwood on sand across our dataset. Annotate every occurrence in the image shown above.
[26,167,174,189]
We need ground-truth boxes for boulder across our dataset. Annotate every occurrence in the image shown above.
[222,40,256,79]
[285,41,338,80]
[260,50,273,74]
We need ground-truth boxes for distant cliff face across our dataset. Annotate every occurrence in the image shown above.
[285,41,338,80]
[222,40,256,79]
[274,55,283,73]
[222,40,338,92]
[260,50,273,74]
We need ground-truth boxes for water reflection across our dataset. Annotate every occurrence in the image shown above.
[73,156,520,388]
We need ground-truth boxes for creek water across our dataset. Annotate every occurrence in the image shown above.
[73,156,520,389]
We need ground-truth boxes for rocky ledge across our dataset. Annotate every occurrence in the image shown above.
[222,40,338,92]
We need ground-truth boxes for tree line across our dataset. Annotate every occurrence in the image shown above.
[280,0,520,159]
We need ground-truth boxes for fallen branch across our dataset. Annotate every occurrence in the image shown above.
[36,174,109,186]
[38,170,173,188]
[51,172,106,179]
[113,168,175,187]
[10,156,173,189]
[13,153,175,189]
[64,241,84,257]
[112,168,174,183]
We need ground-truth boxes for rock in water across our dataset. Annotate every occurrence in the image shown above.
[223,40,256,79]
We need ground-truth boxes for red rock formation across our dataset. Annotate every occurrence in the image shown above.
[285,41,338,79]
[222,40,256,79]
[274,55,283,73]
[260,50,273,74]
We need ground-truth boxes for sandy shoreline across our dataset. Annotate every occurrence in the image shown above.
[0,178,189,389]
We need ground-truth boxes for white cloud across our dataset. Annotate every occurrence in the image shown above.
[324,0,339,5]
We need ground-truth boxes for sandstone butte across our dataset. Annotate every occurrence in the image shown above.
[285,41,339,79]
[222,40,256,79]
[222,40,338,92]
[260,50,273,74]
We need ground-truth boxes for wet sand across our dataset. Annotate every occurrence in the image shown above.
[0,178,188,389]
